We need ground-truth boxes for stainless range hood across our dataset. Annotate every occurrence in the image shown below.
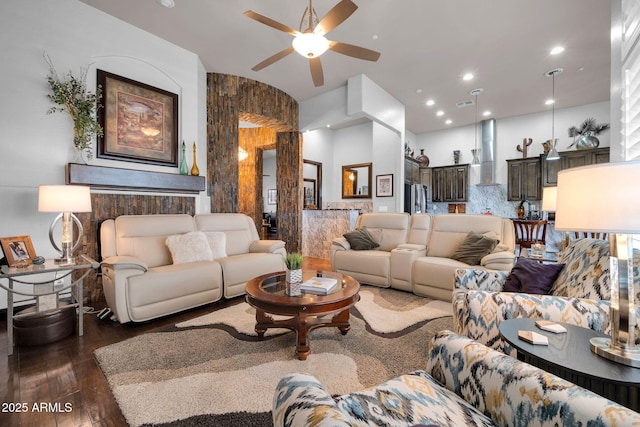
[477,118,499,186]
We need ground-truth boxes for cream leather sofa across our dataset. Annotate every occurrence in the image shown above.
[100,213,286,323]
[331,213,515,301]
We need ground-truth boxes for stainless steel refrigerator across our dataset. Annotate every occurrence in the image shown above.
[404,183,428,214]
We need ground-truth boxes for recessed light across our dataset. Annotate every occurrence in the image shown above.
[426,99,435,106]
[156,0,175,8]
[436,110,444,116]
[482,111,491,116]
[550,46,565,55]
[545,99,555,105]
[577,66,585,72]
[372,34,379,40]
[445,119,453,125]
[326,124,331,128]
[416,89,423,94]
[462,73,474,81]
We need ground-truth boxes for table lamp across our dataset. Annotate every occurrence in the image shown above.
[555,161,640,367]
[541,186,570,251]
[38,185,92,266]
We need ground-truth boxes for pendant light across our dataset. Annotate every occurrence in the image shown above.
[470,88,483,166]
[545,68,563,161]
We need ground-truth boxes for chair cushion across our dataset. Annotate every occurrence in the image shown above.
[451,232,498,265]
[503,257,564,294]
[343,227,380,250]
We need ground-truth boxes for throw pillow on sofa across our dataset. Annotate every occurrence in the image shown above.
[502,257,564,294]
[166,232,213,264]
[343,227,380,250]
[451,232,499,265]
[203,231,227,259]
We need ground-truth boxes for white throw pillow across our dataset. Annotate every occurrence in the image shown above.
[166,232,213,264]
[203,231,227,259]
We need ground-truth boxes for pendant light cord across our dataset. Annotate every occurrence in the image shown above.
[551,72,555,141]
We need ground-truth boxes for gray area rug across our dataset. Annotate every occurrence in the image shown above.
[94,287,454,427]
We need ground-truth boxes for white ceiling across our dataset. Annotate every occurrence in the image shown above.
[79,0,612,135]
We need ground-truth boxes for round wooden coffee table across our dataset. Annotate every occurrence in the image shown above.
[245,270,360,360]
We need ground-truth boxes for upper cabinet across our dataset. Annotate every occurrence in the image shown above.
[541,147,610,187]
[431,164,469,202]
[404,157,421,184]
[507,157,542,201]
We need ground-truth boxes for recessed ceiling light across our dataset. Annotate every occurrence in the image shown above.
[482,110,491,116]
[550,46,565,55]
[156,0,175,8]
[545,99,555,105]
[436,110,445,116]
[462,73,474,81]
[426,99,435,106]
[326,124,331,128]
[416,89,423,94]
[445,119,453,125]
[577,66,585,72]
[372,34,379,40]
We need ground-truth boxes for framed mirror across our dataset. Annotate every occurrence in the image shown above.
[342,162,372,199]
[303,159,322,209]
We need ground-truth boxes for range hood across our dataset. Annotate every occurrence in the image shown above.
[477,118,499,186]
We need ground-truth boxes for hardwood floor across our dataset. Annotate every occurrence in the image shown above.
[0,257,331,426]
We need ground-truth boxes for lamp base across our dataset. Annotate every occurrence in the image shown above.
[590,337,640,368]
[54,256,77,266]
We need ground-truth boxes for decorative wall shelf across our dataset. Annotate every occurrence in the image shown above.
[66,163,206,194]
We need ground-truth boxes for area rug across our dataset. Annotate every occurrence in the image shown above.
[94,287,454,427]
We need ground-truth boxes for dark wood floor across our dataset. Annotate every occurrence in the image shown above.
[0,257,331,426]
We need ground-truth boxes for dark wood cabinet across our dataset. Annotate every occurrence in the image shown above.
[507,157,542,201]
[404,157,421,184]
[431,164,469,202]
[541,147,610,186]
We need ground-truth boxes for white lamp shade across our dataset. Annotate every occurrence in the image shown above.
[38,185,92,213]
[541,186,557,212]
[292,32,329,58]
[555,161,640,233]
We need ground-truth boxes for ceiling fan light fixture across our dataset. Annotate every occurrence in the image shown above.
[292,32,329,58]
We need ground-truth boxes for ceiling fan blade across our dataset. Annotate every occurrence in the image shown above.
[329,41,381,61]
[252,46,295,71]
[244,10,299,36]
[314,0,357,35]
[309,57,324,87]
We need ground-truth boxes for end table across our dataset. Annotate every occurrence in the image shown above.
[0,255,99,355]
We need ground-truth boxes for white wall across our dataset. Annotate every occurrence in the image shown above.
[372,123,402,212]
[0,0,206,308]
[262,154,277,213]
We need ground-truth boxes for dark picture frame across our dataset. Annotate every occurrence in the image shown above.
[0,235,36,266]
[376,174,394,197]
[267,189,277,205]
[97,70,178,166]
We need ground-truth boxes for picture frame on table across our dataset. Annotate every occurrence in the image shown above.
[97,69,179,166]
[267,189,277,205]
[0,235,36,266]
[376,174,394,197]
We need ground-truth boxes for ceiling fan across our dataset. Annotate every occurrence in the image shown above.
[244,0,381,87]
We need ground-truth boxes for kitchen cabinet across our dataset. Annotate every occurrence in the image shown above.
[541,147,610,186]
[507,157,542,201]
[404,157,420,184]
[420,168,432,201]
[431,164,469,202]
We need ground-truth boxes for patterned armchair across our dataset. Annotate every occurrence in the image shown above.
[272,330,640,427]
[453,238,640,355]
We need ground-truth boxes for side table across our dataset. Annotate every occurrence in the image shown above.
[0,255,99,355]
[499,318,640,411]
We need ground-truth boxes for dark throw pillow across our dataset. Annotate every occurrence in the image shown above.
[503,257,565,294]
[451,232,499,265]
[343,227,379,251]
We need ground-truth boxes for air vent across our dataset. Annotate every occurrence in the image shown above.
[456,99,474,108]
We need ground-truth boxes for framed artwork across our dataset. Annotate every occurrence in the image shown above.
[304,178,317,209]
[267,189,277,205]
[376,174,394,197]
[0,235,36,266]
[97,70,179,166]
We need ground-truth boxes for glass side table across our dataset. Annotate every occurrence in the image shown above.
[0,255,99,356]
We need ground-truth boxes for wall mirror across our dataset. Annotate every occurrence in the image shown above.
[303,159,322,209]
[342,162,372,199]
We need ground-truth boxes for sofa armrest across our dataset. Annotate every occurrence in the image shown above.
[480,251,515,270]
[332,237,351,251]
[101,256,148,272]
[396,243,427,252]
[272,373,351,427]
[454,268,507,292]
[427,330,640,427]
[249,239,285,253]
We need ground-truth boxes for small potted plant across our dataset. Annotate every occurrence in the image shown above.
[285,252,303,284]
[567,117,609,150]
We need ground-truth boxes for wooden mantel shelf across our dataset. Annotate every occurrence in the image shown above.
[66,163,206,194]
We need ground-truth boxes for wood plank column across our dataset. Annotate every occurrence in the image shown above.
[277,131,303,253]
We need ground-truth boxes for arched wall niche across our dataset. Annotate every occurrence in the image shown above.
[206,73,302,252]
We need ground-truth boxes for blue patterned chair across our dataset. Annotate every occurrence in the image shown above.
[272,330,640,426]
[453,238,640,355]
